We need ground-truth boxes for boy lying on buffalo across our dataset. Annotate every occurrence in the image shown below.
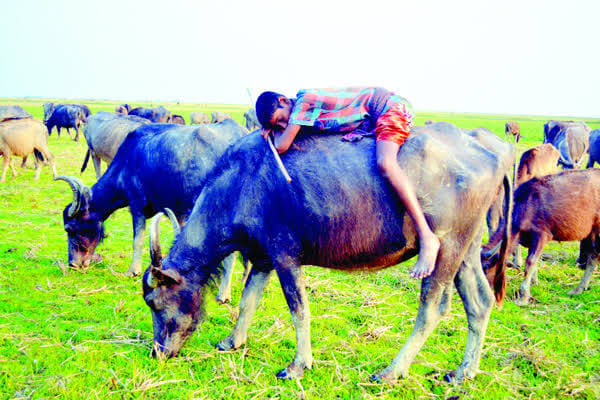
[255,87,440,278]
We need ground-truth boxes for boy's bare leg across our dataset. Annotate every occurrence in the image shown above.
[376,140,440,279]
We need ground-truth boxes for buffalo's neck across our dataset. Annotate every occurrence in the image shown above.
[168,194,236,279]
[90,176,128,221]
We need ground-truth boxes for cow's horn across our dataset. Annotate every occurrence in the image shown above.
[482,241,502,259]
[149,212,164,269]
[55,176,88,217]
[163,208,181,236]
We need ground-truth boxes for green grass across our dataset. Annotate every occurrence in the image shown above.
[1,98,599,399]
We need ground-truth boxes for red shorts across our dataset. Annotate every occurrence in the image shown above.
[374,103,414,146]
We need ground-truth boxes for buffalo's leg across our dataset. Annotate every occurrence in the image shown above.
[515,234,549,305]
[74,125,80,141]
[126,211,146,276]
[216,253,237,303]
[217,268,272,350]
[92,155,102,180]
[33,155,41,180]
[36,147,57,179]
[1,155,10,182]
[274,260,312,379]
[9,157,17,178]
[372,276,450,382]
[569,256,598,295]
[446,237,494,382]
[21,156,27,168]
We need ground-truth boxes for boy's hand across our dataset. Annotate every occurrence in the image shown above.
[260,128,271,140]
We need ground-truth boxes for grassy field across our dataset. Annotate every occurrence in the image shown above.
[1,98,599,399]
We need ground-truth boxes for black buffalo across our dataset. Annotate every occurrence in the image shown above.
[81,111,151,179]
[115,104,133,115]
[142,122,513,383]
[45,104,86,141]
[171,115,185,125]
[56,119,248,283]
[129,106,172,123]
[244,108,260,131]
[587,129,600,168]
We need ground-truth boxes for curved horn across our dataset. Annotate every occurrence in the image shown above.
[163,208,181,237]
[482,241,502,259]
[55,176,87,217]
[149,213,164,269]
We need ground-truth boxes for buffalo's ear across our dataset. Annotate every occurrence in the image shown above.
[151,267,182,286]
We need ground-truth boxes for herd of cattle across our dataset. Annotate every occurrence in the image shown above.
[1,103,599,383]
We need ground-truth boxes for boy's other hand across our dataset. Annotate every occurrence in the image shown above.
[260,128,271,140]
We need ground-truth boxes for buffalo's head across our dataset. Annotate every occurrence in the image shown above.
[142,211,206,359]
[56,176,104,269]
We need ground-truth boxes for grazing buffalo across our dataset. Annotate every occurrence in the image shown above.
[56,119,248,285]
[45,105,86,141]
[115,104,133,115]
[129,106,172,123]
[553,125,590,169]
[211,111,232,123]
[482,169,600,306]
[0,119,56,182]
[587,129,600,168]
[0,105,32,122]
[171,115,185,125]
[504,121,520,143]
[244,108,260,131]
[190,112,210,124]
[81,111,151,179]
[142,122,513,383]
[543,120,591,145]
[516,143,560,187]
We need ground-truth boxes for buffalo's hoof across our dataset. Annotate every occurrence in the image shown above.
[568,287,584,295]
[370,369,402,383]
[216,294,231,304]
[124,268,141,277]
[216,336,242,351]
[276,364,307,380]
[514,297,529,306]
[444,370,457,383]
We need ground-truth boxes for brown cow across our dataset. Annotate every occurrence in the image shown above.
[515,143,560,187]
[482,169,600,306]
[505,121,520,143]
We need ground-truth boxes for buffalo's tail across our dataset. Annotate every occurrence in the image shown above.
[33,149,45,163]
[81,148,91,174]
[492,173,513,306]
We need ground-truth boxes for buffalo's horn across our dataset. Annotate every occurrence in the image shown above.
[163,208,181,237]
[55,175,87,217]
[482,241,502,259]
[149,213,164,269]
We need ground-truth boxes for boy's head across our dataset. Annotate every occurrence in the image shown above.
[256,91,293,131]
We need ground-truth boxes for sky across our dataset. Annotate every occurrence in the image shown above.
[2,0,599,117]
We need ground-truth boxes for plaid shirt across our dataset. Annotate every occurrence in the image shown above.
[289,87,413,133]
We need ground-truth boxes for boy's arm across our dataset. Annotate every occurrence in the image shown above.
[273,124,301,154]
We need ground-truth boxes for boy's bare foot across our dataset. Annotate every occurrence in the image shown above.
[410,234,440,279]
